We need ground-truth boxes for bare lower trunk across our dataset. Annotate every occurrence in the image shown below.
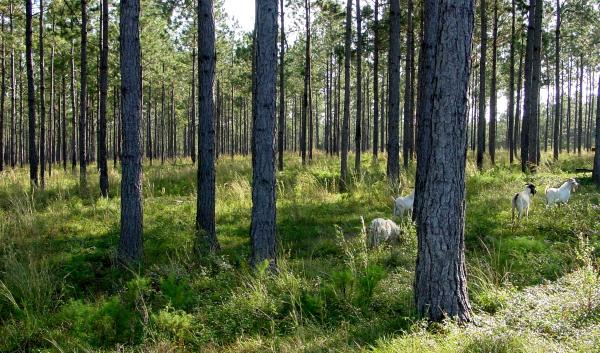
[386,0,400,184]
[414,0,473,323]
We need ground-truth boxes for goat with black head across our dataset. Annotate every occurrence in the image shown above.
[512,183,536,223]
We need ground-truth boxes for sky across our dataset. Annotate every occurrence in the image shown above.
[223,0,255,32]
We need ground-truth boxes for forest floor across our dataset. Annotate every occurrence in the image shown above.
[0,151,599,352]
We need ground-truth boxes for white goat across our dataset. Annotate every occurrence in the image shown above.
[512,183,537,223]
[545,178,579,207]
[393,191,415,218]
[363,217,400,249]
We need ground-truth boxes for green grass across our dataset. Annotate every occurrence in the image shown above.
[0,150,599,352]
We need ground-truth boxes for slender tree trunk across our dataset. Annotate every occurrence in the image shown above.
[386,0,400,184]
[476,0,487,169]
[593,74,599,185]
[190,45,196,163]
[403,0,414,168]
[372,0,379,160]
[0,18,5,172]
[62,76,67,171]
[414,0,473,323]
[354,0,362,174]
[251,0,278,270]
[340,0,352,190]
[489,0,498,164]
[577,56,583,155]
[26,0,38,185]
[278,0,285,171]
[9,2,16,168]
[79,0,88,188]
[98,0,109,197]
[119,0,144,263]
[508,0,516,163]
[553,0,561,160]
[526,0,543,170]
[38,0,47,188]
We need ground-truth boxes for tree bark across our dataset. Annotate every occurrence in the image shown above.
[9,2,16,168]
[250,0,278,270]
[119,0,144,264]
[553,0,561,160]
[99,0,109,197]
[403,0,414,168]
[0,17,5,172]
[38,0,46,188]
[196,0,220,252]
[414,0,473,323]
[79,0,88,188]
[372,0,379,160]
[489,0,498,164]
[301,0,310,166]
[354,0,362,174]
[476,0,487,169]
[386,0,400,184]
[340,0,351,190]
[25,0,38,185]
[278,0,285,171]
[508,0,516,164]
[593,74,599,185]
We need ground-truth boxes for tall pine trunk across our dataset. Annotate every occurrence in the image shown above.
[403,0,414,168]
[592,74,599,185]
[386,0,400,184]
[354,0,362,174]
[278,0,285,171]
[476,0,487,169]
[340,0,352,190]
[250,0,278,270]
[508,0,516,163]
[119,0,144,263]
[553,0,561,160]
[414,0,473,323]
[99,0,109,197]
[196,0,220,252]
[489,0,498,164]
[372,0,379,160]
[79,0,88,188]
[25,0,38,185]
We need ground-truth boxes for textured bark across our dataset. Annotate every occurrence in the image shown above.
[476,0,487,169]
[489,0,498,164]
[386,0,400,184]
[99,0,109,197]
[577,56,583,155]
[62,76,67,171]
[0,18,5,172]
[39,0,46,188]
[515,42,523,150]
[9,2,16,168]
[525,0,543,170]
[251,0,278,270]
[119,0,144,264]
[25,0,38,186]
[403,0,414,168]
[414,0,473,323]
[70,43,77,171]
[354,0,362,174]
[553,0,561,160]
[79,0,88,189]
[278,0,285,171]
[301,0,310,165]
[196,0,220,252]
[508,0,516,163]
[372,0,379,159]
[190,45,196,163]
[340,0,351,190]
[593,74,600,185]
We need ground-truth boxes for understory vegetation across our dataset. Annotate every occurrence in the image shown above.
[1,151,599,352]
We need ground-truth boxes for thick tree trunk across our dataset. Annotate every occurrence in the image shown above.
[196,0,220,252]
[79,0,88,188]
[340,0,351,190]
[476,0,487,169]
[414,0,473,323]
[354,0,362,174]
[98,0,109,197]
[526,0,543,170]
[119,0,144,263]
[386,0,400,184]
[25,0,38,185]
[251,0,278,270]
